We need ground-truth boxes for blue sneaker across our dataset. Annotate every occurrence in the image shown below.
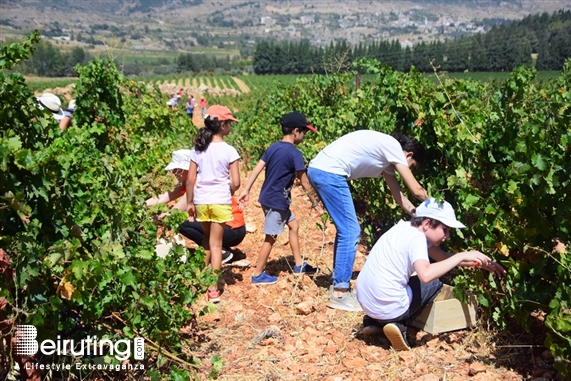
[251,272,278,285]
[293,262,319,275]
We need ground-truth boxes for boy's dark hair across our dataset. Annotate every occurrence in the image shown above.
[194,115,223,152]
[390,131,425,165]
[281,124,309,135]
[411,216,442,228]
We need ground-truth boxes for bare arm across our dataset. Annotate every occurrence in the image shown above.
[59,116,72,132]
[145,185,185,207]
[171,196,188,212]
[428,246,506,278]
[393,162,428,201]
[414,251,492,283]
[229,160,241,194]
[186,161,198,220]
[297,170,325,215]
[383,171,417,217]
[238,160,266,204]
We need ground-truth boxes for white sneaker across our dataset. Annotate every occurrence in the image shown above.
[328,286,363,312]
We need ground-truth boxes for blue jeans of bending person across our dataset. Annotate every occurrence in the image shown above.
[307,167,360,290]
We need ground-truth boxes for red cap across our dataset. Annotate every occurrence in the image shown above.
[205,105,239,122]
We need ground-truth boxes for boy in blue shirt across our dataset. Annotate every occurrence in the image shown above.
[239,112,323,285]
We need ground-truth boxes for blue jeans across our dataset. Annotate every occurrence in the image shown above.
[308,167,360,289]
[368,276,443,326]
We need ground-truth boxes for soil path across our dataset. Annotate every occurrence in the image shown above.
[232,77,250,93]
[179,172,557,381]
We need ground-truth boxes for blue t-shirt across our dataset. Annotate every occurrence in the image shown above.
[258,141,306,210]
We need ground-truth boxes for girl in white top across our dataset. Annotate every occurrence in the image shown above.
[186,105,241,303]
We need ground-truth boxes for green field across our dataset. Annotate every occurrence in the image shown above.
[25,71,564,96]
[25,77,78,93]
[111,48,240,66]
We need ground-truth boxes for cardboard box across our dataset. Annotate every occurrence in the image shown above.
[411,284,478,334]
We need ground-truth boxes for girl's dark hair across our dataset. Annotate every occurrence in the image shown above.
[194,115,223,152]
[390,131,426,165]
[411,216,442,228]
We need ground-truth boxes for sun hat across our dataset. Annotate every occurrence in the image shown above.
[37,93,61,113]
[205,105,239,122]
[415,198,466,228]
[281,111,317,132]
[164,149,193,171]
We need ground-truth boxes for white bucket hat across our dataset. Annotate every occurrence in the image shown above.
[415,198,466,228]
[37,93,61,113]
[164,149,193,171]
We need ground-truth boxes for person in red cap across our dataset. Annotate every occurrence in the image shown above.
[186,105,241,302]
[239,111,324,285]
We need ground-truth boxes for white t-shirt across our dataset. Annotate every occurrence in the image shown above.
[308,130,408,180]
[191,142,240,205]
[356,220,430,320]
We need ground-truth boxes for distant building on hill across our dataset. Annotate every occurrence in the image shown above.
[300,15,315,25]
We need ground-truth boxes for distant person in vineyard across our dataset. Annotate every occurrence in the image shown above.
[356,198,506,350]
[307,130,429,312]
[186,97,194,119]
[167,92,178,110]
[186,105,241,303]
[37,93,72,132]
[200,97,207,117]
[145,149,245,264]
[239,112,323,285]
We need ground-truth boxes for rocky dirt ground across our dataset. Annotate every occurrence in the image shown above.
[167,172,567,381]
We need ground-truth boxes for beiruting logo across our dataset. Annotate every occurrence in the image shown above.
[15,325,145,372]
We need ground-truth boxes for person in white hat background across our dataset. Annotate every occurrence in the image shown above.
[146,149,194,212]
[37,93,73,132]
[146,149,245,264]
[356,198,506,351]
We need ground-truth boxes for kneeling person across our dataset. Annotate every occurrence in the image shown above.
[179,197,246,263]
[356,198,505,350]
[146,149,245,263]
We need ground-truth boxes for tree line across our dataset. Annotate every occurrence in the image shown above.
[175,53,243,74]
[252,10,571,74]
[8,37,248,77]
[14,40,93,77]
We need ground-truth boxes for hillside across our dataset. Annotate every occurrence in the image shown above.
[1,0,570,52]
